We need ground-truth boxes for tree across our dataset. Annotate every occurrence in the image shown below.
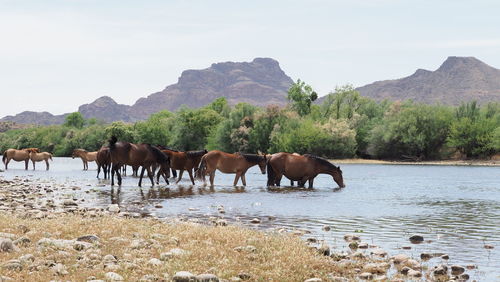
[171,107,223,150]
[64,112,85,129]
[287,79,318,116]
[134,110,174,145]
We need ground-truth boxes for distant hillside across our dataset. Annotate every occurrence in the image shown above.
[1,58,293,125]
[129,57,292,119]
[356,56,500,105]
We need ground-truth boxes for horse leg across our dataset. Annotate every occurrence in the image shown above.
[32,160,35,170]
[308,178,314,189]
[24,159,28,170]
[290,180,294,186]
[138,167,146,187]
[209,171,215,187]
[147,166,155,187]
[116,166,122,186]
[111,165,115,186]
[233,172,242,186]
[45,159,49,170]
[176,170,185,184]
[241,173,247,186]
[275,173,283,187]
[97,164,101,178]
[188,170,195,185]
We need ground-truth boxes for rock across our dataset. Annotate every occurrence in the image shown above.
[304,279,322,282]
[51,263,68,276]
[154,204,163,208]
[441,254,449,260]
[77,235,100,243]
[130,239,151,249]
[484,244,494,249]
[400,266,411,275]
[139,274,161,281]
[160,252,173,261]
[147,258,162,267]
[358,272,373,280]
[13,236,30,247]
[344,234,360,241]
[409,234,424,243]
[358,242,368,249]
[173,271,196,282]
[330,252,349,261]
[19,254,35,263]
[318,243,330,256]
[432,264,448,276]
[322,225,331,231]
[401,245,411,250]
[63,199,77,206]
[459,273,470,280]
[105,272,124,281]
[17,225,30,234]
[0,232,16,239]
[0,239,19,253]
[420,252,432,260]
[37,238,74,250]
[373,276,387,281]
[250,218,261,224]
[306,238,317,243]
[392,254,409,264]
[407,269,422,278]
[196,273,219,282]
[451,265,465,275]
[404,259,421,270]
[238,273,251,280]
[348,241,359,249]
[103,254,118,264]
[107,204,120,213]
[370,248,387,258]
[465,264,477,270]
[362,262,389,274]
[74,241,93,251]
[215,219,227,226]
[326,276,348,282]
[1,260,22,271]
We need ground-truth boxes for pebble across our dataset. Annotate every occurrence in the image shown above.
[343,234,360,241]
[432,264,448,276]
[105,272,124,281]
[51,263,68,276]
[147,258,162,267]
[420,252,432,260]
[358,272,373,280]
[362,262,389,274]
[370,248,387,258]
[441,254,449,260]
[304,279,322,282]
[1,259,22,271]
[407,269,422,278]
[173,271,196,282]
[318,243,330,256]
[409,234,424,243]
[107,204,120,213]
[392,254,409,264]
[238,273,251,280]
[404,258,421,270]
[13,236,31,246]
[196,273,220,282]
[451,265,465,275]
[0,239,18,253]
[76,234,100,243]
[322,225,331,231]
[250,218,261,224]
[484,244,494,249]
[358,242,368,249]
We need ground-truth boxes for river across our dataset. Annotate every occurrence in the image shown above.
[1,157,499,280]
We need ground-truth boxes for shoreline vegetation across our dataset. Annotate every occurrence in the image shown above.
[1,84,499,162]
[0,176,478,281]
[330,158,500,166]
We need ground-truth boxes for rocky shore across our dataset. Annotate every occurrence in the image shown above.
[0,177,481,281]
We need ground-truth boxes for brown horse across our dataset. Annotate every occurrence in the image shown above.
[158,149,207,185]
[96,146,111,179]
[72,149,97,170]
[195,150,267,186]
[28,151,53,170]
[267,152,345,188]
[2,148,39,170]
[108,136,170,186]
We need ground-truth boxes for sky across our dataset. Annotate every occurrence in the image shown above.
[1,0,500,117]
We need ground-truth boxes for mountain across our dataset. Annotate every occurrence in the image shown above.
[0,57,293,125]
[356,56,500,105]
[129,57,292,119]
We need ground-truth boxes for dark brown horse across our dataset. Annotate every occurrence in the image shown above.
[108,136,170,186]
[158,148,207,185]
[96,146,111,179]
[196,150,267,186]
[267,152,345,188]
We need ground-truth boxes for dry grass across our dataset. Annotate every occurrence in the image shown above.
[0,214,364,281]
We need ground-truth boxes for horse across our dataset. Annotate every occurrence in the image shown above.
[28,151,53,170]
[266,152,345,189]
[158,149,207,185]
[72,149,97,170]
[108,136,170,187]
[195,150,267,186]
[96,146,111,179]
[2,148,39,170]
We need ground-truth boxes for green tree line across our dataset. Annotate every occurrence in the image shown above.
[1,81,499,160]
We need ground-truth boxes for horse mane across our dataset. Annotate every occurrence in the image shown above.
[303,154,338,169]
[108,136,118,149]
[74,148,87,153]
[236,152,265,163]
[186,150,207,158]
[148,144,169,164]
[157,145,179,152]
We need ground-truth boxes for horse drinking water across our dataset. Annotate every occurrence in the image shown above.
[267,152,345,188]
[196,150,267,186]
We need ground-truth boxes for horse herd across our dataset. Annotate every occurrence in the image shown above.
[2,136,345,189]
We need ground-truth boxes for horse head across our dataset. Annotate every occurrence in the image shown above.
[332,166,345,188]
[257,154,267,174]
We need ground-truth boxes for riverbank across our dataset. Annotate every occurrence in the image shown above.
[330,158,500,166]
[0,176,482,281]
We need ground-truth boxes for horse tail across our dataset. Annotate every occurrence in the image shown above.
[195,155,207,180]
[2,151,6,164]
[266,161,276,186]
[49,153,53,161]
[108,136,118,150]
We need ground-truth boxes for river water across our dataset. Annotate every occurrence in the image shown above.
[2,158,499,280]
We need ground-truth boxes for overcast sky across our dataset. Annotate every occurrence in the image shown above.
[1,0,500,117]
